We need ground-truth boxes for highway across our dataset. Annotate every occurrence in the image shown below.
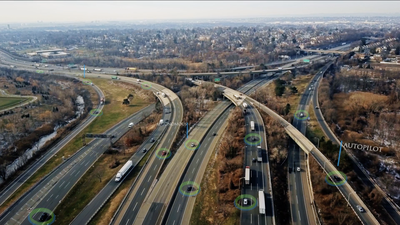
[164,79,275,225]
[312,63,400,224]
[0,74,104,207]
[71,81,183,225]
[0,103,156,225]
[0,53,180,222]
[287,63,333,225]
[204,81,380,225]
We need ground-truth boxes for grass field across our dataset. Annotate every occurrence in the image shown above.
[0,96,31,111]
[0,78,152,214]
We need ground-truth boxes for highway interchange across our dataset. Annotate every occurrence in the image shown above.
[0,45,398,225]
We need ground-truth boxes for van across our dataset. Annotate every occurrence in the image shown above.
[128,122,134,128]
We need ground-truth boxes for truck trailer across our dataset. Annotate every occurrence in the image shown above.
[250,121,255,131]
[115,160,133,182]
[257,146,263,162]
[245,166,250,185]
[259,190,266,214]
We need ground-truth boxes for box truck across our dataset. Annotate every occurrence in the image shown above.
[259,190,266,214]
[245,166,250,185]
[250,121,255,131]
[115,160,133,182]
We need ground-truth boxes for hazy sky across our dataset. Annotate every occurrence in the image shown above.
[1,1,400,23]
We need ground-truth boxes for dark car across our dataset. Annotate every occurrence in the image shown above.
[150,138,155,143]
[39,212,50,222]
[161,150,167,156]
[187,186,194,192]
[213,133,217,136]
[142,148,147,153]
[252,158,256,162]
[333,175,342,181]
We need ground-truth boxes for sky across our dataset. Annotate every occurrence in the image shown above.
[1,1,400,23]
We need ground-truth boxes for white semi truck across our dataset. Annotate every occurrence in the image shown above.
[250,121,255,131]
[115,160,133,182]
[259,190,266,214]
[245,166,250,185]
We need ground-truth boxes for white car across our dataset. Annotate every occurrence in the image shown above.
[243,199,248,205]
[128,122,134,128]
[356,205,364,212]
[297,167,301,172]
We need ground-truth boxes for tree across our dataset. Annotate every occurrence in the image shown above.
[285,103,291,115]
[292,38,297,44]
[395,46,400,55]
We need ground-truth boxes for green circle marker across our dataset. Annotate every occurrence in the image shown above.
[141,81,152,90]
[294,110,309,121]
[244,133,262,146]
[81,78,92,86]
[184,139,200,150]
[28,208,55,225]
[179,181,200,196]
[234,194,257,211]
[325,170,347,186]
[89,108,103,116]
[155,148,171,159]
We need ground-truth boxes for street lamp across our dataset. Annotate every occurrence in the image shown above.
[314,137,321,148]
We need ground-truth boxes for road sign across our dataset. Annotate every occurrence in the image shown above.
[214,78,220,82]
[303,59,310,63]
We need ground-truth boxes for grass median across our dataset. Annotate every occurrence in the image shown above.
[0,96,32,111]
[0,78,152,214]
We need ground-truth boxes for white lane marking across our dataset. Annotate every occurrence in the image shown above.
[177,204,181,212]
[84,161,89,167]
[192,168,196,174]
[125,219,130,225]
[70,170,76,176]
[141,188,146,196]
[154,166,157,171]
[147,176,152,183]
[59,181,65,188]
[132,202,138,212]
[173,220,176,225]
[80,160,85,165]
[251,214,252,224]
[47,194,53,202]
[55,195,59,199]
[296,195,298,204]
[65,182,70,189]
[196,159,199,164]
[75,170,80,177]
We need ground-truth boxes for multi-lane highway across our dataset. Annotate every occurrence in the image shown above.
[287,63,333,225]
[72,81,183,225]
[0,75,104,208]
[205,81,380,225]
[312,63,400,224]
[164,78,275,225]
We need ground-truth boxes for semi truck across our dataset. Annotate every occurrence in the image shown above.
[80,67,89,71]
[245,166,250,185]
[94,68,103,72]
[125,67,138,72]
[257,146,263,162]
[250,121,255,131]
[115,160,133,182]
[258,190,266,214]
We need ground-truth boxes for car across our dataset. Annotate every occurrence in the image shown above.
[278,67,283,70]
[299,112,304,117]
[128,122,134,128]
[252,158,256,162]
[356,205,364,212]
[49,69,54,71]
[213,133,217,136]
[333,175,342,181]
[187,186,194,192]
[191,143,196,147]
[142,148,147,153]
[289,168,292,173]
[239,93,242,96]
[39,212,50,222]
[315,106,319,109]
[161,150,167,156]
[243,198,248,205]
[297,167,301,172]
[150,138,155,143]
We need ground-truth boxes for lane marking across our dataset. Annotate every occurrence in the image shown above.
[75,170,80,177]
[148,176,152,183]
[125,219,130,225]
[47,194,53,202]
[65,182,70,189]
[132,202,138,212]
[177,204,181,212]
[59,181,65,188]
[141,188,146,196]
[84,161,90,167]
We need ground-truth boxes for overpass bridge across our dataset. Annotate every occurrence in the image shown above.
[302,49,347,54]
[193,80,380,225]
